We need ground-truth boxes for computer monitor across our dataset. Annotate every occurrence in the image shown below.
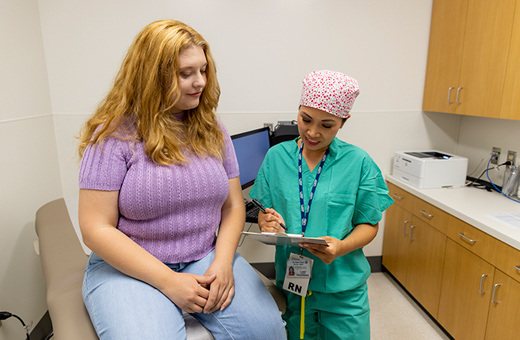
[231,126,271,189]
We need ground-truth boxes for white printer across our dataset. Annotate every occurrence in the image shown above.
[393,150,468,189]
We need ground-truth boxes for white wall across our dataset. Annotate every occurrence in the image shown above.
[39,0,434,115]
[457,115,520,189]
[0,1,60,339]
[40,0,443,261]
[38,0,518,261]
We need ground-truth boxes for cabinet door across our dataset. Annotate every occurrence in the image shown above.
[500,2,520,120]
[493,239,520,284]
[405,216,446,318]
[485,270,520,340]
[438,239,495,340]
[457,0,516,117]
[382,204,413,285]
[423,0,469,113]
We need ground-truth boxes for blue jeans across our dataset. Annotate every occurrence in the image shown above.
[83,250,286,340]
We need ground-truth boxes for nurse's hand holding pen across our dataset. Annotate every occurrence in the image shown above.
[257,207,287,233]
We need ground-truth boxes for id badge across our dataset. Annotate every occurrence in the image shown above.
[283,253,313,297]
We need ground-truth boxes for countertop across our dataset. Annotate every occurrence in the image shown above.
[386,175,520,251]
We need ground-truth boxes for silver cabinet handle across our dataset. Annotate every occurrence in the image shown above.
[491,283,501,304]
[479,274,488,294]
[420,210,434,219]
[459,232,477,245]
[409,225,415,241]
[447,87,455,104]
[456,87,463,104]
[392,193,403,200]
[403,220,409,236]
[515,265,520,272]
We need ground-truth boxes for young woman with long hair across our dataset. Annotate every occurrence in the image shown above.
[78,19,286,340]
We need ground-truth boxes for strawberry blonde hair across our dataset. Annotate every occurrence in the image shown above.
[78,19,223,164]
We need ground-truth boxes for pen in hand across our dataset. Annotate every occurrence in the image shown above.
[251,199,288,231]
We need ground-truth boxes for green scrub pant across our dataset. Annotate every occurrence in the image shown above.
[283,283,370,340]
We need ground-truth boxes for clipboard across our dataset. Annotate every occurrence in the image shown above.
[241,231,328,246]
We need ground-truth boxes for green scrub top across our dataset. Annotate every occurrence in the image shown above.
[250,138,394,293]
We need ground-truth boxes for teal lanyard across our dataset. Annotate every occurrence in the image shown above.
[298,143,329,236]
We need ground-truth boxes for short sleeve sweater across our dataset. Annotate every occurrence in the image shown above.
[79,122,239,264]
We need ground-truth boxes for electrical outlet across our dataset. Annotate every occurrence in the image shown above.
[491,147,501,165]
[507,150,517,165]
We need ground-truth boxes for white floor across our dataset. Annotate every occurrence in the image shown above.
[368,272,451,340]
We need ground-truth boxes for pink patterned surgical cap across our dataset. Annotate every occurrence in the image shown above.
[300,70,360,118]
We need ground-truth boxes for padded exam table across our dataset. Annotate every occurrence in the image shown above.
[36,198,285,340]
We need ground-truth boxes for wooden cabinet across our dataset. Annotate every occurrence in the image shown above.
[493,237,520,283]
[423,0,517,119]
[446,216,498,262]
[386,182,415,212]
[381,203,412,284]
[413,197,449,234]
[438,242,520,340]
[500,2,520,120]
[484,238,520,339]
[405,216,446,318]
[423,0,469,114]
[382,183,446,318]
[382,182,415,284]
[485,270,520,340]
[438,239,495,340]
[383,181,520,339]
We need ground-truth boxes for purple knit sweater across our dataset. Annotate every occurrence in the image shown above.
[79,125,239,263]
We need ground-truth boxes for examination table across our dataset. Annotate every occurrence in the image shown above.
[36,198,285,340]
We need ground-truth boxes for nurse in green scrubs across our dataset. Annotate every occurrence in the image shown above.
[249,70,394,340]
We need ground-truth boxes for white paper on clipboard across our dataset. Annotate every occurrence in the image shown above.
[241,231,328,246]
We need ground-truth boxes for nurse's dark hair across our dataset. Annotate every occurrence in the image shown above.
[78,19,224,165]
[298,105,348,124]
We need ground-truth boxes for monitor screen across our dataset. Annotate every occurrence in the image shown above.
[231,127,271,189]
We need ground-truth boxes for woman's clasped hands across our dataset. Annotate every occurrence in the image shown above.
[161,262,234,314]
